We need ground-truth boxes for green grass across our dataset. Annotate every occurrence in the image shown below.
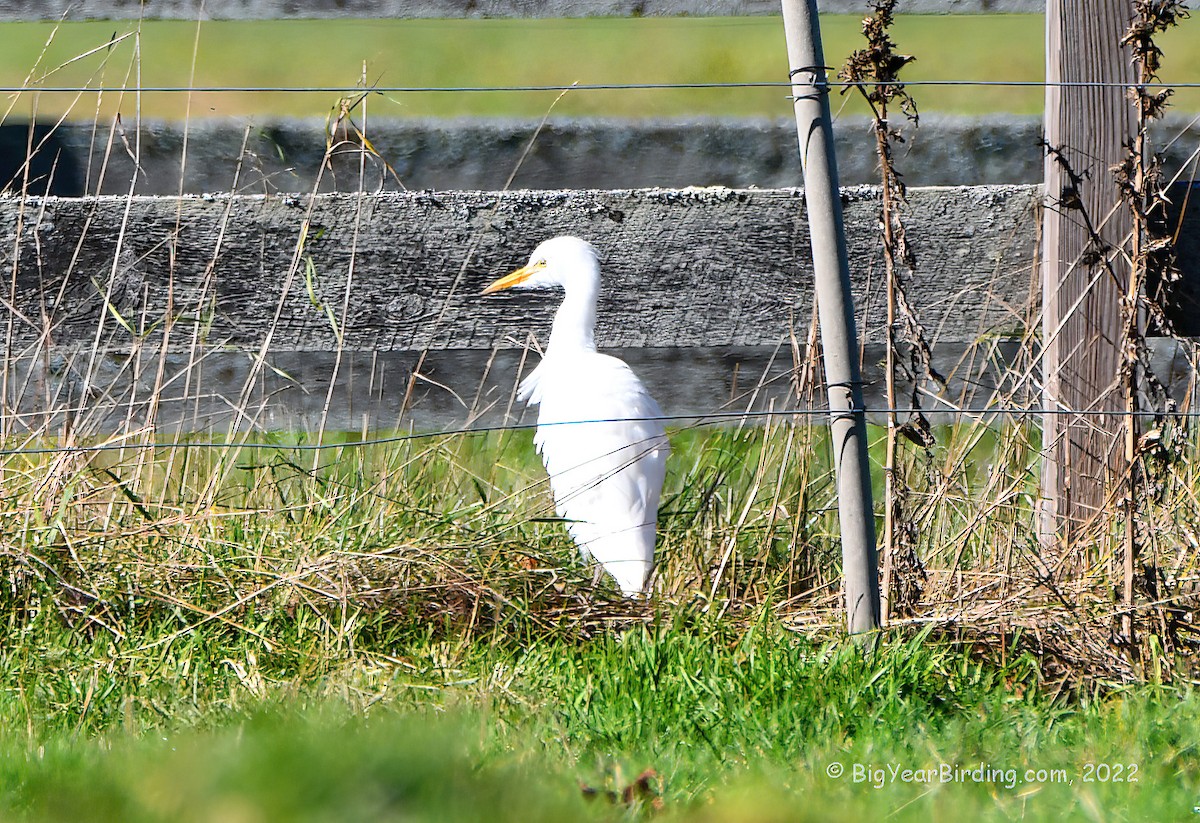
[2,15,1197,122]
[2,613,1199,821]
[3,415,1199,820]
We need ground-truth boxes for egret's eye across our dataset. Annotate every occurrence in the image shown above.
[536,258,547,267]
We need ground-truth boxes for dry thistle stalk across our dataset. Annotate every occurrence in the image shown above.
[1111,0,1189,649]
[838,0,941,621]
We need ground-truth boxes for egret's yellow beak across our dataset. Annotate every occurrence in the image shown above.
[482,261,543,295]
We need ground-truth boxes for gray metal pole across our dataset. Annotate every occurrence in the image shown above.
[781,0,881,634]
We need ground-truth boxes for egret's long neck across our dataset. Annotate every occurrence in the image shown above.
[547,276,599,354]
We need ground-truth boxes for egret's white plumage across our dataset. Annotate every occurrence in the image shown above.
[483,237,670,597]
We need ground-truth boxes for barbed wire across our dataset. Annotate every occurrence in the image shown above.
[0,404,1190,457]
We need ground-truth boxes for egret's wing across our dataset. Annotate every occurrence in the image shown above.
[530,353,669,587]
[533,354,668,505]
[516,361,545,405]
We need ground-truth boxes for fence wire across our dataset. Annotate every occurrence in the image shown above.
[1,405,1195,457]
[3,49,1199,461]
[4,80,1200,94]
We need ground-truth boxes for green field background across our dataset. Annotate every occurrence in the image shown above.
[1,15,1197,122]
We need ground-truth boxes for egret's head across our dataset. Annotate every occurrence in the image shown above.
[482,236,599,295]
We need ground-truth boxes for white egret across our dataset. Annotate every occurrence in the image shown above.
[482,236,670,597]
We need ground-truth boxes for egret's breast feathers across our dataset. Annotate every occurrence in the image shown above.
[523,352,669,523]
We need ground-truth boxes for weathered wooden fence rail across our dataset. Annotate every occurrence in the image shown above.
[3,184,1199,432]
[5,186,1041,352]
[1,116,1050,197]
[9,116,1200,197]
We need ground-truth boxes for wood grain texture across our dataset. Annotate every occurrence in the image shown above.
[0,0,1048,21]
[1040,0,1135,539]
[1,186,1041,355]
[1,116,1065,197]
[0,340,1042,433]
[13,115,1200,197]
[10,333,1197,434]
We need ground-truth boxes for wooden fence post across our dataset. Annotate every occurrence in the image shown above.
[781,0,881,634]
[1041,0,1134,545]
